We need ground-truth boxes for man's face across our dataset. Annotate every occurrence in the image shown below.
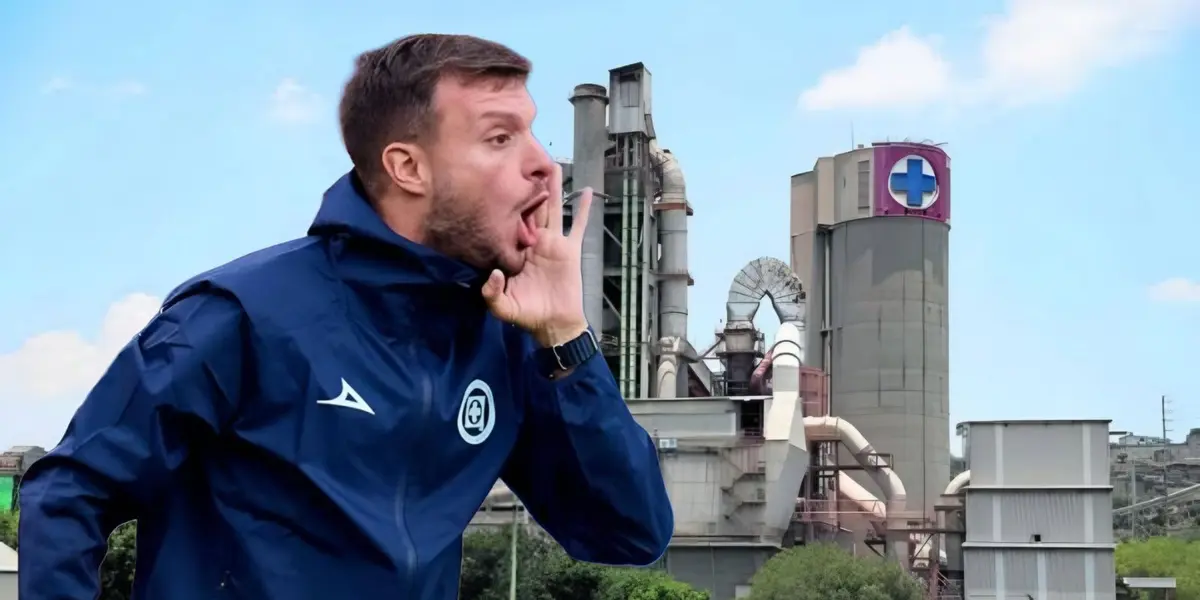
[421,76,553,276]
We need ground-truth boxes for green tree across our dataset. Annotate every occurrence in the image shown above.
[0,510,17,550]
[747,543,923,600]
[1116,537,1200,600]
[98,522,137,600]
[598,567,709,600]
[2,511,138,599]
[11,513,710,600]
[458,526,708,600]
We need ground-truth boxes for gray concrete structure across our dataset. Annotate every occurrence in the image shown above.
[959,420,1117,599]
[791,143,951,515]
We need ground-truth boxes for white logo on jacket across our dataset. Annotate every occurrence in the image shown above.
[457,379,495,445]
[315,378,376,415]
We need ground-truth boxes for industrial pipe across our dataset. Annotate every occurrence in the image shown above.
[837,472,887,520]
[648,139,689,343]
[803,416,908,514]
[944,470,970,496]
[749,349,773,395]
[655,355,677,398]
[833,473,946,568]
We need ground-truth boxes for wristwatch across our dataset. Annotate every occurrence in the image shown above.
[536,328,600,377]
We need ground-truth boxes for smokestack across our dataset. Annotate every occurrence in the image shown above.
[569,84,608,331]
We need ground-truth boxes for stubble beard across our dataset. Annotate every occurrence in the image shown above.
[423,180,524,278]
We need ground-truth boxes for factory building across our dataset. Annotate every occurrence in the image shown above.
[955,420,1117,598]
[475,61,1125,600]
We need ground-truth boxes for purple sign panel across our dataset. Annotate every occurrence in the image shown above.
[872,142,951,222]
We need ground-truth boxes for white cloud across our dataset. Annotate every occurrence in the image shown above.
[269,78,321,124]
[799,0,1200,111]
[799,27,952,111]
[0,294,160,447]
[1148,278,1200,303]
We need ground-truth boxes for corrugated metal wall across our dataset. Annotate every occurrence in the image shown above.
[964,548,1116,598]
[967,421,1110,488]
[965,490,1113,545]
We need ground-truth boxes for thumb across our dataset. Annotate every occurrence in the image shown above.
[481,269,519,322]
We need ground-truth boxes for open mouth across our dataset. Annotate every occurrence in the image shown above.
[517,198,545,248]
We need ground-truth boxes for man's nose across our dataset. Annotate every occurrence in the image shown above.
[525,142,553,184]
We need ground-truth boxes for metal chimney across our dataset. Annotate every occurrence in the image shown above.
[569,83,608,331]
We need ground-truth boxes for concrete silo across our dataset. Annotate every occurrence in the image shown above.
[791,142,952,515]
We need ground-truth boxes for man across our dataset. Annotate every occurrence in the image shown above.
[18,33,673,599]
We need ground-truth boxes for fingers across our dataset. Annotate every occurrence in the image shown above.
[480,269,518,322]
[568,187,593,243]
[546,163,563,232]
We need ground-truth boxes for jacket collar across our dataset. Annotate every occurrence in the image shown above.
[308,171,486,287]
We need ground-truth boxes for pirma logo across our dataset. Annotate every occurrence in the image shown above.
[457,379,495,445]
[888,155,939,210]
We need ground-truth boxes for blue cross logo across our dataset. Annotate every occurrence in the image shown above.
[889,157,937,208]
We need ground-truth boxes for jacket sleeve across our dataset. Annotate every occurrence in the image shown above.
[499,333,673,566]
[18,292,246,600]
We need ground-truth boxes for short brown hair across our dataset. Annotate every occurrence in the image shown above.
[339,34,532,192]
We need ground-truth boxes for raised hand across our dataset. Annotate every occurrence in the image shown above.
[481,163,592,348]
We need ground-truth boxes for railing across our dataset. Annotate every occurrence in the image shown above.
[794,498,887,525]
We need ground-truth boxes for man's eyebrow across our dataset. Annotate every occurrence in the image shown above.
[478,110,527,128]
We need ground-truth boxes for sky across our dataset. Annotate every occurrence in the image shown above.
[1,0,1198,450]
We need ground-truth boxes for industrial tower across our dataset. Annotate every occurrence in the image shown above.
[562,63,701,400]
[790,142,952,515]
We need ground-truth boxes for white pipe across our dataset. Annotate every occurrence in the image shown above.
[656,356,677,398]
[649,139,689,342]
[764,323,802,441]
[803,416,908,514]
[944,470,970,496]
[837,472,886,520]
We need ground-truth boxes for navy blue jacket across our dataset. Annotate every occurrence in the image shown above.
[17,173,673,599]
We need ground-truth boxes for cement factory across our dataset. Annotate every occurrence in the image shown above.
[470,62,1200,600]
[3,61,1194,600]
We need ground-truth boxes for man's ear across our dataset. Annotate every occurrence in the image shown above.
[381,142,430,198]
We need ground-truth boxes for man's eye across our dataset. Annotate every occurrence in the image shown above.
[489,134,512,146]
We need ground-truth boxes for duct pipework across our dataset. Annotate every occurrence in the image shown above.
[726,257,807,327]
[748,349,774,394]
[569,84,608,331]
[803,416,908,515]
[724,258,807,390]
[944,470,970,496]
[649,140,689,342]
[838,472,887,521]
[655,357,675,397]
[939,470,969,573]
[760,323,810,544]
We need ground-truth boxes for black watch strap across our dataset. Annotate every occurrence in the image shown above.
[536,329,599,375]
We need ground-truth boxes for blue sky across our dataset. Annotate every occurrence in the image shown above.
[1,0,1197,449]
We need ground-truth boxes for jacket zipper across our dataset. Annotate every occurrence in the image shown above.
[396,342,434,596]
